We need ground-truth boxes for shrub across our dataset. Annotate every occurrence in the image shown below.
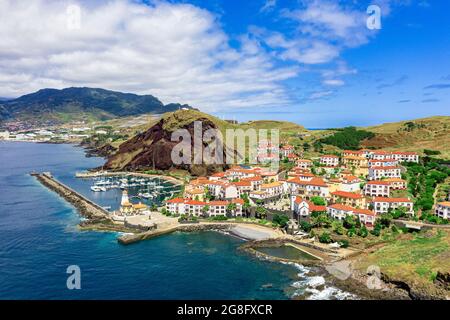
[319,232,332,244]
[358,226,369,238]
[210,215,228,221]
[300,221,312,232]
[338,240,349,248]
[273,214,290,228]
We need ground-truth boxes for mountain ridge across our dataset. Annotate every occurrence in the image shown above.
[0,87,196,124]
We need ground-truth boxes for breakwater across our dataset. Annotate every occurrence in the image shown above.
[117,223,233,245]
[31,172,110,220]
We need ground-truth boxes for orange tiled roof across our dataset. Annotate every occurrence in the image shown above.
[366,180,390,185]
[328,203,355,211]
[372,197,412,203]
[331,191,363,199]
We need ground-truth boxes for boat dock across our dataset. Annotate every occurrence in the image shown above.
[31,172,110,219]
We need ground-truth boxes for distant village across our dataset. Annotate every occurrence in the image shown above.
[0,125,109,142]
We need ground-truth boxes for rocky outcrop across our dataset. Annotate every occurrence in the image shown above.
[104,111,235,176]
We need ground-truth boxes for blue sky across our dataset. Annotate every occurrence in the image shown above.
[0,0,448,127]
[174,0,450,127]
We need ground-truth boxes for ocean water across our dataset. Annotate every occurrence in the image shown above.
[0,142,353,300]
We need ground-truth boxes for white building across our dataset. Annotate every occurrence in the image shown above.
[364,181,391,197]
[296,159,313,169]
[291,196,326,218]
[368,166,402,180]
[320,155,339,167]
[340,175,361,192]
[371,197,414,215]
[391,151,419,163]
[327,204,376,226]
[435,202,450,220]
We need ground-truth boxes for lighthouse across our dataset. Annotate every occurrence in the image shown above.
[121,190,130,206]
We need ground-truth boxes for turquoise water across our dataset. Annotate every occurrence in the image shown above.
[0,142,303,299]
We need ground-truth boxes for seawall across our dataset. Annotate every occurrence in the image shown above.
[31,172,110,220]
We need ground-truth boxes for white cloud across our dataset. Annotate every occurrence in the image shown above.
[323,79,344,86]
[260,0,277,13]
[309,90,333,99]
[0,0,299,111]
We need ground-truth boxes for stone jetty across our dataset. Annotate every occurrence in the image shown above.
[31,172,110,220]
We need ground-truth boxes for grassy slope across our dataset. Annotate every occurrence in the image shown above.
[360,116,450,159]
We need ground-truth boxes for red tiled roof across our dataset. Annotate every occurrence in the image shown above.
[185,200,206,205]
[209,201,228,206]
[294,197,326,211]
[370,166,401,170]
[321,154,339,158]
[166,198,185,203]
[232,198,245,205]
[331,191,363,199]
[211,172,226,177]
[328,204,355,211]
[354,208,376,216]
[391,151,417,155]
[366,180,390,185]
[242,175,263,182]
[232,181,252,187]
[372,197,412,203]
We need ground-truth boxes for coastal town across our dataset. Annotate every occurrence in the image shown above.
[160,143,448,232]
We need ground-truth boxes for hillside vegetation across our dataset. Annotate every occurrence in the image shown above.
[360,116,450,159]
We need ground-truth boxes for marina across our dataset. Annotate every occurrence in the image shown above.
[79,173,183,210]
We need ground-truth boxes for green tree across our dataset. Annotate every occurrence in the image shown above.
[319,232,332,244]
[273,214,290,228]
[310,196,326,206]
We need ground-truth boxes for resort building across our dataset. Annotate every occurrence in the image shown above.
[231,181,253,196]
[241,175,263,190]
[260,182,284,197]
[371,197,414,215]
[218,184,239,200]
[165,198,187,215]
[368,166,402,180]
[184,186,206,201]
[165,198,243,217]
[391,151,419,163]
[280,145,295,157]
[331,190,366,208]
[225,167,257,179]
[435,202,450,220]
[343,155,368,168]
[384,178,407,190]
[340,175,361,192]
[343,150,364,157]
[326,204,376,227]
[284,177,329,198]
[320,155,339,167]
[371,151,393,160]
[291,196,326,218]
[368,159,399,167]
[364,181,391,197]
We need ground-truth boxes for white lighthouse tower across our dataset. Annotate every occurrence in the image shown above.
[121,190,130,206]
